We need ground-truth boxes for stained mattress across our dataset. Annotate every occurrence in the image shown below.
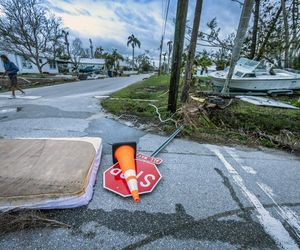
[0,137,102,211]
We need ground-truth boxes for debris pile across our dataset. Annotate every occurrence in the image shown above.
[181,95,233,130]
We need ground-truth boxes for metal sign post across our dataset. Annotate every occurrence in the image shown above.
[137,125,184,164]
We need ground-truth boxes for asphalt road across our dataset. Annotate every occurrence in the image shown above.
[0,75,299,250]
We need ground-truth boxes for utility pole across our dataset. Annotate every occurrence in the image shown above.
[167,0,189,113]
[158,38,163,75]
[221,0,255,95]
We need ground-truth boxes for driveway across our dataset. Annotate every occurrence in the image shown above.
[0,75,299,249]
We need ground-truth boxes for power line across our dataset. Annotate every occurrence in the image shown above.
[158,0,171,75]
[162,0,171,40]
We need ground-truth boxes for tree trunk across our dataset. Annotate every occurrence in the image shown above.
[257,6,282,60]
[221,0,255,95]
[281,0,289,68]
[167,0,189,113]
[36,60,43,75]
[181,0,203,103]
[249,0,260,59]
[132,46,135,71]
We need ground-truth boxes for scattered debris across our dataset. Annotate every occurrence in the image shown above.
[255,130,300,153]
[237,96,299,109]
[0,210,71,235]
[190,96,206,103]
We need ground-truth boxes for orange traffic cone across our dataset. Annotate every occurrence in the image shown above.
[113,142,140,203]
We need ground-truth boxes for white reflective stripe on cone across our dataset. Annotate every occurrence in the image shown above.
[124,169,137,179]
[127,179,138,192]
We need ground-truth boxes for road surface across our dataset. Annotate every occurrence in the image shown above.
[0,75,299,249]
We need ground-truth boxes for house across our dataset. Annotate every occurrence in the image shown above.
[0,52,59,74]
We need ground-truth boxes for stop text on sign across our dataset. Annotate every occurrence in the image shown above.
[110,168,156,188]
[103,159,162,197]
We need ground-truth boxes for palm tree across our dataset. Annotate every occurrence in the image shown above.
[89,38,94,58]
[94,46,104,58]
[112,49,124,69]
[127,34,141,70]
[221,0,255,95]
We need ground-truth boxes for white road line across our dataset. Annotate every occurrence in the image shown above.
[0,108,17,113]
[257,182,300,240]
[0,95,41,100]
[225,146,300,240]
[207,145,299,250]
[224,147,257,175]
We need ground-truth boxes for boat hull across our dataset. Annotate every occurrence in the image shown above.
[210,74,300,92]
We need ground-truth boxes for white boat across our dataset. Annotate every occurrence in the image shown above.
[209,58,300,93]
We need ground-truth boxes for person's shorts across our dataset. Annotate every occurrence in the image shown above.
[8,75,18,87]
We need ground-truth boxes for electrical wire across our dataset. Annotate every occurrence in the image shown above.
[162,0,171,40]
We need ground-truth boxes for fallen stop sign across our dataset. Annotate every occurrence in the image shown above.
[103,159,162,197]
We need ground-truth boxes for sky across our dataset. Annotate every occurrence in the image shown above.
[46,0,242,62]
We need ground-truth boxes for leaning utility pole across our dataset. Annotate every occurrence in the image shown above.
[167,0,189,113]
[221,0,255,95]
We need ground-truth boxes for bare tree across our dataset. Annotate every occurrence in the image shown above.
[62,31,85,71]
[257,5,282,60]
[221,0,255,95]
[70,38,85,70]
[181,0,203,102]
[0,0,63,74]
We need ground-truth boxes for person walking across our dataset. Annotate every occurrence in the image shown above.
[1,55,25,99]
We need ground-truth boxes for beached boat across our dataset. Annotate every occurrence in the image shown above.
[209,58,300,93]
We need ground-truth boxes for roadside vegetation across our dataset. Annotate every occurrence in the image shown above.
[103,75,300,152]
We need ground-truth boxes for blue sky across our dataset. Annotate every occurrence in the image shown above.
[47,0,242,61]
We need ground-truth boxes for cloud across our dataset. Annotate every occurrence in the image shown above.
[47,0,241,59]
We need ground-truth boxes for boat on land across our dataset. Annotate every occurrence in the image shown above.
[209,58,300,94]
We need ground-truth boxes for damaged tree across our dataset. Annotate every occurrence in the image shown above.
[0,0,63,75]
[181,0,203,103]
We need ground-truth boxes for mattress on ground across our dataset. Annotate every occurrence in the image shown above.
[0,137,102,211]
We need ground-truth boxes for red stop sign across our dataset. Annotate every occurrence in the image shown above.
[103,159,162,197]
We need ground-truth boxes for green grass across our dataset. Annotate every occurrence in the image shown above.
[103,75,300,150]
[103,75,174,124]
